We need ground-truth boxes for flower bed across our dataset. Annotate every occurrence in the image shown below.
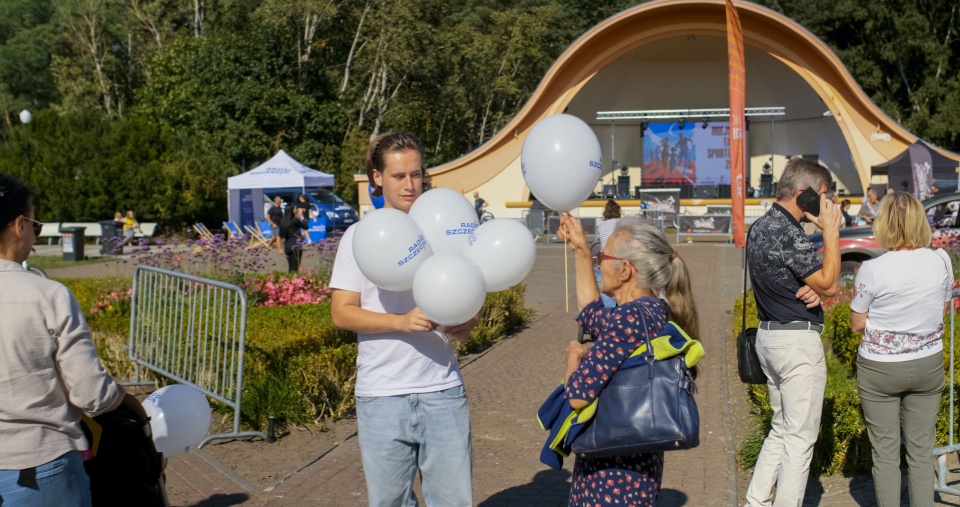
[60,235,532,432]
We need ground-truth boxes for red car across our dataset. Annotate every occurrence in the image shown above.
[808,192,959,284]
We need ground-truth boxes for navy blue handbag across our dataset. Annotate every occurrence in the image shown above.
[570,308,700,459]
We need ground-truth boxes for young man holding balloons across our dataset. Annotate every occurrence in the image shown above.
[330,132,477,506]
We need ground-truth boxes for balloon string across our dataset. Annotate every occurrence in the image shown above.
[564,235,569,313]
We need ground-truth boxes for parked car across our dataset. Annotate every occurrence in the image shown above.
[809,192,960,284]
[263,187,358,241]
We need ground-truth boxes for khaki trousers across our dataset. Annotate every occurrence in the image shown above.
[858,353,943,507]
[745,327,827,507]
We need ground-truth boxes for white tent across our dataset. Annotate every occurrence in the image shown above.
[228,149,333,190]
[227,150,334,228]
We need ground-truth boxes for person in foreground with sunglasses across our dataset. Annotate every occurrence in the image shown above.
[556,214,700,506]
[0,173,132,506]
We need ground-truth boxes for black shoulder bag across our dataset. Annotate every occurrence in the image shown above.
[570,303,700,458]
[737,229,766,384]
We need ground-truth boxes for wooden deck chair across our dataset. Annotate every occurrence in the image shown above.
[192,223,215,241]
[244,223,271,249]
[223,221,246,242]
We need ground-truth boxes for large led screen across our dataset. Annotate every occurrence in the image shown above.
[642,121,731,186]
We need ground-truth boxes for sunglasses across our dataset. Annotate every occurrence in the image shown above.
[20,216,44,237]
[595,251,627,266]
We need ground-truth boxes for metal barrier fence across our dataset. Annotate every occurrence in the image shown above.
[124,265,267,447]
[934,287,960,496]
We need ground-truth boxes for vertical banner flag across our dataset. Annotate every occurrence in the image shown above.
[726,0,746,247]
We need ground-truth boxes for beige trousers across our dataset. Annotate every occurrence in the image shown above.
[744,327,827,507]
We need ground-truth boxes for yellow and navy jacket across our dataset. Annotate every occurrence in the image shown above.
[537,321,704,468]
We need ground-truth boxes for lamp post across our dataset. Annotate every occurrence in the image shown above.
[18,109,31,171]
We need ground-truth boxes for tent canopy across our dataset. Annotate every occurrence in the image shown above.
[227,150,333,190]
[870,141,958,196]
[871,141,957,177]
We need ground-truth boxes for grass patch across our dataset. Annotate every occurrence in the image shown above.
[28,255,114,271]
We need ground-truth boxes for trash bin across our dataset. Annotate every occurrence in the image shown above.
[60,226,86,261]
[99,221,122,255]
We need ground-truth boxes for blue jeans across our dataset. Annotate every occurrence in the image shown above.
[0,451,91,507]
[356,385,472,507]
[594,266,616,308]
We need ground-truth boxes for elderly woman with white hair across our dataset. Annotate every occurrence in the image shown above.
[557,215,700,506]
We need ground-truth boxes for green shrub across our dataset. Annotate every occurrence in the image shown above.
[58,276,132,316]
[457,285,533,355]
[824,303,857,376]
[241,303,356,429]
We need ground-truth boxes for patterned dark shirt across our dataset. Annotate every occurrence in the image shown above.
[747,203,824,324]
[565,298,667,506]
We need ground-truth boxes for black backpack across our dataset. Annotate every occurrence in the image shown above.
[81,405,167,506]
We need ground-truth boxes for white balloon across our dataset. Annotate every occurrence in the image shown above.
[408,188,479,254]
[141,385,212,457]
[521,114,602,212]
[353,208,433,291]
[412,253,487,326]
[463,219,537,292]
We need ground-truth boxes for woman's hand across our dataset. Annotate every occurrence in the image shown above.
[397,308,438,332]
[557,215,589,254]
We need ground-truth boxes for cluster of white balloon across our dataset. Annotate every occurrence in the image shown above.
[353,188,536,325]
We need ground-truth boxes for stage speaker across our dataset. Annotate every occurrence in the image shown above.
[617,175,631,199]
[693,185,719,199]
[759,174,773,198]
[602,184,617,198]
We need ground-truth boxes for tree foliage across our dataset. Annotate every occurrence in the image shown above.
[0,0,958,230]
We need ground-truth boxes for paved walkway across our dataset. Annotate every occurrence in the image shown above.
[154,241,742,506]
[78,241,960,506]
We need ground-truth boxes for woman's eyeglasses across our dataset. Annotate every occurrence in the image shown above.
[20,216,44,237]
[595,252,626,266]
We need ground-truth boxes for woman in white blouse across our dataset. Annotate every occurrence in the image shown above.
[850,191,953,507]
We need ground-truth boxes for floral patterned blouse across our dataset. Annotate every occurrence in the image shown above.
[565,297,669,507]
[850,248,953,361]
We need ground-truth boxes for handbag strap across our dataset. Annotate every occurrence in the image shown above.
[627,300,658,363]
[742,227,750,332]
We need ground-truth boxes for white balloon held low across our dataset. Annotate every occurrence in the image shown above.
[463,219,536,292]
[408,188,478,254]
[353,208,433,292]
[412,253,486,326]
[141,384,212,457]
[521,114,602,213]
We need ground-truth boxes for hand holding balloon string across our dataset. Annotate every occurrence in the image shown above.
[398,307,438,333]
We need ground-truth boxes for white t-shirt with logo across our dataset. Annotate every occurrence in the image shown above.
[850,248,953,362]
[329,223,463,397]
